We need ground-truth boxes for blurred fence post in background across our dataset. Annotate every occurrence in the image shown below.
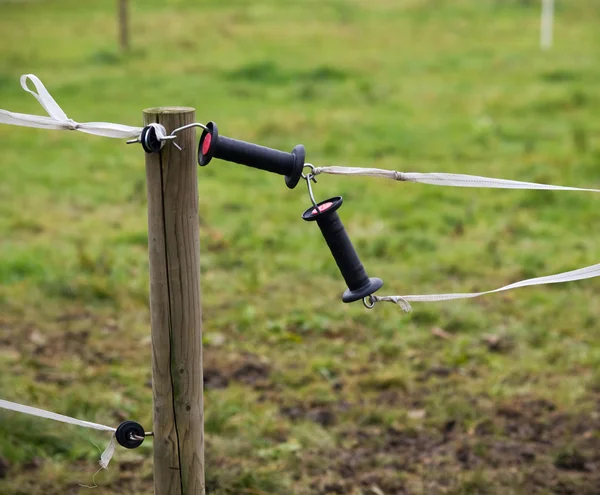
[118,0,129,50]
[540,0,554,50]
[144,107,205,494]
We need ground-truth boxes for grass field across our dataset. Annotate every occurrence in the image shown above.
[1,0,600,493]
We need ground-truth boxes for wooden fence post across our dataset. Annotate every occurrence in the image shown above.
[144,107,205,495]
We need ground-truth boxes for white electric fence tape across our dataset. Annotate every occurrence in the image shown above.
[0,399,117,469]
[0,74,166,140]
[1,74,598,312]
[541,0,554,50]
[0,74,152,481]
[312,166,600,193]
[372,263,600,312]
[312,165,600,310]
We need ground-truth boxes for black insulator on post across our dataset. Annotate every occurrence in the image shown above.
[302,196,383,303]
[115,420,145,449]
[140,125,162,154]
[198,121,305,189]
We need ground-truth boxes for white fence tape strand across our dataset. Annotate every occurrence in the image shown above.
[0,74,165,140]
[2,75,598,312]
[312,165,600,311]
[312,166,600,193]
[373,262,600,312]
[0,399,117,469]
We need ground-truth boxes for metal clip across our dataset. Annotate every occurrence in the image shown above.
[302,164,319,209]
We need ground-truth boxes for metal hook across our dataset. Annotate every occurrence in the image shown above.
[170,123,209,135]
[305,176,318,209]
[302,164,319,209]
[169,123,209,151]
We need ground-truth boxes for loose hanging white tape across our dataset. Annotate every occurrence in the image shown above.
[0,74,166,140]
[373,262,600,312]
[0,399,117,469]
[99,437,118,470]
[312,166,600,193]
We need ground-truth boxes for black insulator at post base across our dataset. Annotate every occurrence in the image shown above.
[115,421,146,449]
[140,125,162,154]
[198,121,305,189]
[302,196,383,303]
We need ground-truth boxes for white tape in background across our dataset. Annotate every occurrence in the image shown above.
[312,165,600,310]
[0,74,166,140]
[541,0,554,50]
[0,399,117,469]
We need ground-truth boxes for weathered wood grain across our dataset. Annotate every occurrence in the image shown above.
[144,107,204,495]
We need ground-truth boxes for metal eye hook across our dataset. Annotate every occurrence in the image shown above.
[363,295,376,309]
[130,431,153,441]
[301,163,316,180]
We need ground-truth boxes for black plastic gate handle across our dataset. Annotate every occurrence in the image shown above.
[302,196,383,303]
[198,121,305,189]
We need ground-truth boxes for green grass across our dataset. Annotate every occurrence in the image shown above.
[1,0,600,493]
